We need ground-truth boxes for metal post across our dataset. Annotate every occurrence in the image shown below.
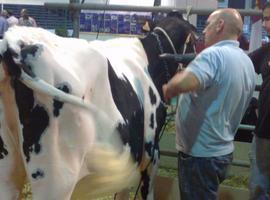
[245,0,252,9]
[44,3,262,16]
[70,0,80,38]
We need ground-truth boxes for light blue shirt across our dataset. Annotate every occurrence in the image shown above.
[176,40,256,157]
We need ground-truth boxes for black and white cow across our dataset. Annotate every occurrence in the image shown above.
[0,15,196,200]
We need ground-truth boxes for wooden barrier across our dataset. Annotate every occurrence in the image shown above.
[155,176,249,200]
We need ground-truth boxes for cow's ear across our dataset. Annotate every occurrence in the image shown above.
[141,20,155,33]
[142,21,151,33]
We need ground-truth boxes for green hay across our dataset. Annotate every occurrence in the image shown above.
[223,175,249,189]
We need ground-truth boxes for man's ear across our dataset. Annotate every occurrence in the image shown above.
[216,19,224,33]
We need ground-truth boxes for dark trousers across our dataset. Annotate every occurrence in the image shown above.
[178,152,233,200]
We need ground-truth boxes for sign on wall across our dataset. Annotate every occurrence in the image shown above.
[80,10,151,35]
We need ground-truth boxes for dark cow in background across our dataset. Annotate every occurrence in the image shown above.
[234,97,258,143]
[0,14,196,200]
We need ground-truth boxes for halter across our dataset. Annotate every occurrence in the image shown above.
[152,27,194,79]
[151,31,171,82]
[150,27,195,113]
[153,27,177,54]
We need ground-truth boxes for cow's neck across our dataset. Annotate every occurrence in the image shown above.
[140,34,173,101]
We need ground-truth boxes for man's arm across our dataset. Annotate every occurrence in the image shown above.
[162,70,200,102]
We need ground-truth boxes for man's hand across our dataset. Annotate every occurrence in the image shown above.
[162,83,171,103]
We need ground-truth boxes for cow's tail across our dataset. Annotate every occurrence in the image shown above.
[72,144,140,199]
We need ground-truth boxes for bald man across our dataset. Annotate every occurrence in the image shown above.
[162,8,256,200]
[18,8,37,27]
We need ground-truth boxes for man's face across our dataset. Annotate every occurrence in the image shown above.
[262,7,270,34]
[20,10,27,18]
[203,13,218,47]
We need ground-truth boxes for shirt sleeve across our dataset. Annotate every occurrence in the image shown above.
[185,49,218,90]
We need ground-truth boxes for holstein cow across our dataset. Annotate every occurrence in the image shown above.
[0,15,196,200]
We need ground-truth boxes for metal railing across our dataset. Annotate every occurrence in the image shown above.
[44,3,262,38]
[44,3,262,16]
[160,124,254,168]
[160,150,251,168]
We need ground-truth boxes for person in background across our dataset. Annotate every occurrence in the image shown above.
[6,10,18,27]
[248,1,270,199]
[162,8,256,200]
[0,10,8,39]
[18,8,37,27]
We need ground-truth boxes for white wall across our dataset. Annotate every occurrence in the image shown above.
[178,0,218,22]
[2,0,218,8]
[1,0,44,5]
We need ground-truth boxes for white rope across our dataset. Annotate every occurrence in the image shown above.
[185,5,192,21]
[153,27,177,55]
[177,33,192,71]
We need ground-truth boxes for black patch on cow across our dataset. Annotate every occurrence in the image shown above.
[32,169,45,180]
[20,45,41,77]
[2,49,21,78]
[154,103,167,157]
[141,169,150,200]
[144,103,166,162]
[3,49,49,162]
[21,45,39,63]
[150,113,154,129]
[53,84,70,117]
[149,87,156,105]
[144,142,153,160]
[0,136,8,159]
[107,60,144,163]
[7,69,49,162]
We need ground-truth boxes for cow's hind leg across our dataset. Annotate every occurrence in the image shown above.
[140,149,159,200]
[0,152,26,200]
[0,132,26,200]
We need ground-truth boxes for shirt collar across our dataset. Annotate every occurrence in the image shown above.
[213,40,240,47]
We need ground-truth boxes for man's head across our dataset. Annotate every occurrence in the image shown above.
[203,8,243,47]
[6,10,13,17]
[262,2,270,35]
[1,10,8,18]
[20,8,29,19]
